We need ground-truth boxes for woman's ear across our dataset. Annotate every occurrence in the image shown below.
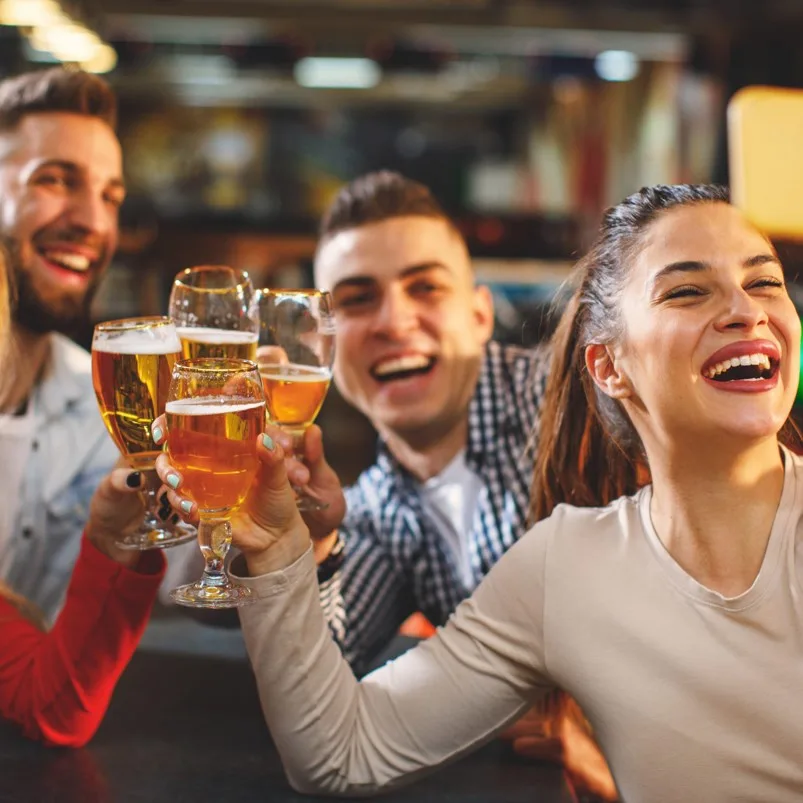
[585,343,632,399]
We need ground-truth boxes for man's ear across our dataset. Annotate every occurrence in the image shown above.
[585,343,632,399]
[473,284,495,344]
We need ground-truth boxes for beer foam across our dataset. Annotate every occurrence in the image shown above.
[165,397,265,416]
[258,363,332,382]
[176,326,258,344]
[94,329,182,354]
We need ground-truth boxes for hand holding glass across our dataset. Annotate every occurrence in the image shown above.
[91,316,195,550]
[256,289,335,511]
[165,358,265,608]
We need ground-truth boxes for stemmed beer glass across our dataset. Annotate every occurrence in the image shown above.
[169,265,259,361]
[255,289,335,511]
[165,358,265,608]
[91,316,195,550]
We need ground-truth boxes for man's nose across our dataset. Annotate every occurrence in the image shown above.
[372,289,418,338]
[66,186,115,237]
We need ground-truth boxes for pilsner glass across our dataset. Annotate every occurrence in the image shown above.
[165,358,265,608]
[255,289,335,511]
[169,265,259,361]
[91,316,195,550]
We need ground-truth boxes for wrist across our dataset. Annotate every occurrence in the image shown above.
[85,524,138,568]
[316,531,344,582]
[244,523,311,577]
[313,530,340,565]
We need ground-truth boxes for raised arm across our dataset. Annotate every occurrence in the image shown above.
[156,427,554,796]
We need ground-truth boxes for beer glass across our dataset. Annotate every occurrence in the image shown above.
[91,316,195,550]
[255,289,335,511]
[165,358,265,608]
[169,265,259,361]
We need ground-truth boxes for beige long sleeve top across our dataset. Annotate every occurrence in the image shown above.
[237,449,803,802]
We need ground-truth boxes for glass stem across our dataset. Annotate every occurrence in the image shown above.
[140,469,163,529]
[197,517,232,587]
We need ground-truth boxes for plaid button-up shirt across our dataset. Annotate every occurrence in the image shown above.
[320,341,551,676]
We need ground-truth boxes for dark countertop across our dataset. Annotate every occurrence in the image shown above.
[0,649,574,803]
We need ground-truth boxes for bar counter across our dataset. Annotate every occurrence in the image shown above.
[0,647,574,803]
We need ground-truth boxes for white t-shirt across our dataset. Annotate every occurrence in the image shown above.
[237,446,803,803]
[420,449,483,590]
[0,404,35,577]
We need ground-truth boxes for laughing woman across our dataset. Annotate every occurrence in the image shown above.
[160,184,803,802]
[0,252,165,748]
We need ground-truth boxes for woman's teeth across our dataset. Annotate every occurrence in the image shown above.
[703,353,773,380]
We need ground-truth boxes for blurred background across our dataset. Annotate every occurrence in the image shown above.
[3,0,803,478]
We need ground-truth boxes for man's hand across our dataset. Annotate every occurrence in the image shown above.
[275,424,347,561]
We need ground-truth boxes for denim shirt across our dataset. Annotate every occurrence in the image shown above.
[1,333,119,621]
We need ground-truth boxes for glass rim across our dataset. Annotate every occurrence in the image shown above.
[173,266,252,295]
[173,357,259,375]
[255,288,331,299]
[94,315,174,332]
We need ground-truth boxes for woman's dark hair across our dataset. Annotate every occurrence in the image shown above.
[531,183,802,522]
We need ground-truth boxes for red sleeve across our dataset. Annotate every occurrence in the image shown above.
[0,534,165,747]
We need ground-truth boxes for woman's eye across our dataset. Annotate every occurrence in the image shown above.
[749,277,784,290]
[663,285,704,300]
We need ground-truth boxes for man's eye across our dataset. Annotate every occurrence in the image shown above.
[409,282,440,296]
[337,293,374,309]
[35,173,69,187]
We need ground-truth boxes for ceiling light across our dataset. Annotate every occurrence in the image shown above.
[0,0,64,27]
[594,50,640,82]
[31,22,100,62]
[294,57,381,89]
[82,43,117,74]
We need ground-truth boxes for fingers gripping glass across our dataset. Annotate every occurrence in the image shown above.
[91,316,196,551]
[166,358,265,609]
[168,265,259,361]
[255,289,335,512]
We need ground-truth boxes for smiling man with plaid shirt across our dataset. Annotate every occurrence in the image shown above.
[298,171,550,673]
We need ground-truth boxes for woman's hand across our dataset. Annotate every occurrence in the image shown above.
[85,461,147,567]
[152,419,312,577]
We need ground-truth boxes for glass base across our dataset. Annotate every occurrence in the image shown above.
[115,521,197,551]
[170,579,255,609]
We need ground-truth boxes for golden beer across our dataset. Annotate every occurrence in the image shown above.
[92,331,181,470]
[176,326,258,361]
[259,363,332,430]
[165,397,265,513]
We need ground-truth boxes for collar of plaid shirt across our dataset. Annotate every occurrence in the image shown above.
[373,340,536,484]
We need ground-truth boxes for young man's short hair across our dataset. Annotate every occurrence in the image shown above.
[0,67,117,132]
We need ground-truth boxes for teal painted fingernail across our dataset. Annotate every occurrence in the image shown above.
[152,425,163,442]
[180,500,193,514]
[167,473,180,489]
[262,433,275,451]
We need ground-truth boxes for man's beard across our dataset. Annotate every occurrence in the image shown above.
[2,236,101,336]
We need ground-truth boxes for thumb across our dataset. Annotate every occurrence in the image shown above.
[94,467,145,504]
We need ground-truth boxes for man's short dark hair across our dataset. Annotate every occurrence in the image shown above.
[319,170,456,242]
[0,67,117,132]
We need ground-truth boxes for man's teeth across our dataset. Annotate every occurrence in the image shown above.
[44,252,90,272]
[703,353,772,379]
[374,355,431,377]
